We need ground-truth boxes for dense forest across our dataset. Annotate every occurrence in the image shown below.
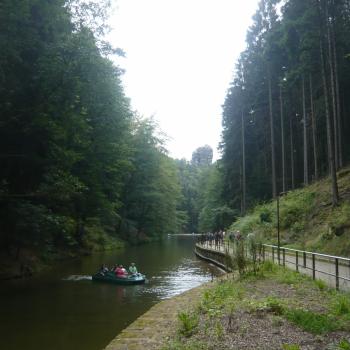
[213,0,350,222]
[2,0,350,275]
[180,0,350,235]
[0,0,186,273]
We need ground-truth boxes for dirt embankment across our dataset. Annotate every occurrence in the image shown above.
[162,264,350,350]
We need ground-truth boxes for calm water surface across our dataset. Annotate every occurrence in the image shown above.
[0,236,222,350]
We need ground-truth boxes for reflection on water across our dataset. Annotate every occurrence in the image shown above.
[62,275,92,281]
[0,236,222,350]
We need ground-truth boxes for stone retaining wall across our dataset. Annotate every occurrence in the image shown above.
[194,244,230,271]
[104,281,213,350]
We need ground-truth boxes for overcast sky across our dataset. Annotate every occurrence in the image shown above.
[108,0,259,160]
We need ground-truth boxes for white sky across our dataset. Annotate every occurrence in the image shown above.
[108,0,259,160]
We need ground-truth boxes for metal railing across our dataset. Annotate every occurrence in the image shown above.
[262,244,350,290]
[196,237,350,291]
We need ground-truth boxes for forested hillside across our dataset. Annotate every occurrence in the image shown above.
[0,0,183,276]
[220,0,350,212]
[191,0,350,238]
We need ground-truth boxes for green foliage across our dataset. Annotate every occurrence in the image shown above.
[314,279,327,291]
[230,202,274,237]
[284,309,339,334]
[282,345,300,350]
[279,190,315,230]
[177,311,199,337]
[275,269,305,285]
[162,340,208,350]
[338,339,350,350]
[245,296,284,316]
[329,202,350,234]
[0,0,185,268]
[214,321,224,339]
[198,280,244,319]
[121,119,184,241]
[261,260,277,273]
[331,295,350,316]
[175,156,237,233]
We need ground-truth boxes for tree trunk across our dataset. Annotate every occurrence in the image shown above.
[241,110,246,216]
[302,75,309,186]
[290,116,295,190]
[268,70,277,198]
[331,4,343,168]
[326,1,339,170]
[280,85,286,193]
[320,25,339,206]
[309,74,318,181]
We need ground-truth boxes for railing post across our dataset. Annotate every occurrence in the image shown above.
[283,248,285,267]
[303,252,306,268]
[272,247,275,263]
[296,251,299,272]
[312,254,315,280]
[335,258,339,290]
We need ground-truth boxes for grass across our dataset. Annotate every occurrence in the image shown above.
[163,263,350,350]
[332,294,350,316]
[282,345,301,350]
[284,309,339,334]
[338,339,350,350]
[314,279,328,291]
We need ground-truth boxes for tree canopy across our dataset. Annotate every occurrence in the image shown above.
[217,0,350,219]
[0,0,184,263]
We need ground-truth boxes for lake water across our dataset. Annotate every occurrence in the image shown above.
[0,235,222,350]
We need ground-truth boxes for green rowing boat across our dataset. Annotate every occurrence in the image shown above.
[92,271,146,285]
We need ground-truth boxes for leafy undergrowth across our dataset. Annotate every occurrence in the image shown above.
[162,263,350,350]
[229,167,350,257]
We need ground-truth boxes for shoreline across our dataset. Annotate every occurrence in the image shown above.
[103,280,216,350]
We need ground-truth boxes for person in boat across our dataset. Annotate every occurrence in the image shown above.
[115,265,128,278]
[99,264,109,275]
[129,263,138,275]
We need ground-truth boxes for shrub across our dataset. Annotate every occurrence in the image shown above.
[314,279,327,291]
[261,260,276,273]
[332,295,350,316]
[214,321,224,339]
[279,190,315,229]
[177,311,199,337]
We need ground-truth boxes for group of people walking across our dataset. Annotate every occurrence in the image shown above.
[198,230,244,248]
[198,230,225,248]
